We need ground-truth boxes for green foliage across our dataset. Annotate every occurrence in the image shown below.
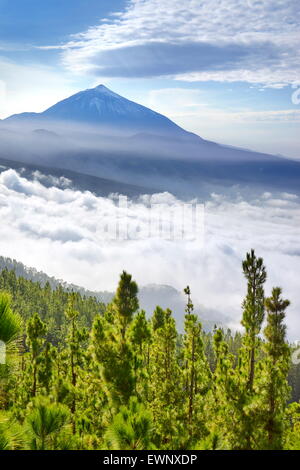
[0,293,22,409]
[242,249,266,337]
[242,249,266,391]
[105,397,155,450]
[114,271,139,337]
[148,307,183,448]
[0,252,298,450]
[26,397,70,450]
[92,271,139,407]
[0,267,105,338]
[182,287,211,445]
[0,412,25,450]
[258,287,291,449]
[152,306,165,331]
[0,292,22,344]
[284,402,300,449]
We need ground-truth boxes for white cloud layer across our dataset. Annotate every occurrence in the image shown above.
[51,0,300,86]
[0,169,300,338]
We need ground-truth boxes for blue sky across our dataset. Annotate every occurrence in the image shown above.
[0,0,299,157]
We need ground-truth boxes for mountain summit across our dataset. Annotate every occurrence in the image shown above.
[5,84,194,138]
[2,84,300,197]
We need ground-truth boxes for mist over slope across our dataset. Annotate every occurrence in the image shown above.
[1,84,299,198]
[0,255,225,331]
[0,155,156,198]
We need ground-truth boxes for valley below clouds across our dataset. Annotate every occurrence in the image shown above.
[1,168,299,339]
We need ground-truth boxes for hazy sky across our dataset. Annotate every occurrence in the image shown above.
[0,0,299,157]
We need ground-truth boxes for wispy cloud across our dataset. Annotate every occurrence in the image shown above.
[148,88,300,122]
[47,0,300,86]
[145,87,300,157]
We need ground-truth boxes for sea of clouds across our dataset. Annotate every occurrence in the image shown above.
[0,168,299,339]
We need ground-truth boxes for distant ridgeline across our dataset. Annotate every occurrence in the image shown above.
[0,256,224,332]
[0,257,106,342]
[0,255,108,300]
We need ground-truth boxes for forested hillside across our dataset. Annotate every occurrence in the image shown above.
[0,250,300,450]
[0,256,223,331]
[0,256,104,299]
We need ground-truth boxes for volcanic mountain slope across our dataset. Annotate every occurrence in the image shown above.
[1,84,300,197]
[0,154,156,198]
[4,84,199,139]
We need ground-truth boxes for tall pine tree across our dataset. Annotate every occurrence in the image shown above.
[259,287,291,449]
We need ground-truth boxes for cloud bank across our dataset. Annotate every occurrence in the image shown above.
[48,0,300,86]
[0,168,300,338]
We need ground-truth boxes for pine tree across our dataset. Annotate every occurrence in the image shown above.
[0,412,24,450]
[241,249,266,391]
[92,272,139,407]
[149,308,182,448]
[114,271,139,344]
[235,250,267,449]
[129,310,152,399]
[182,286,211,444]
[64,294,88,434]
[26,313,47,398]
[0,292,22,345]
[26,397,70,450]
[152,306,165,331]
[38,342,56,395]
[259,287,291,449]
[0,292,22,409]
[206,328,237,449]
[105,396,155,450]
